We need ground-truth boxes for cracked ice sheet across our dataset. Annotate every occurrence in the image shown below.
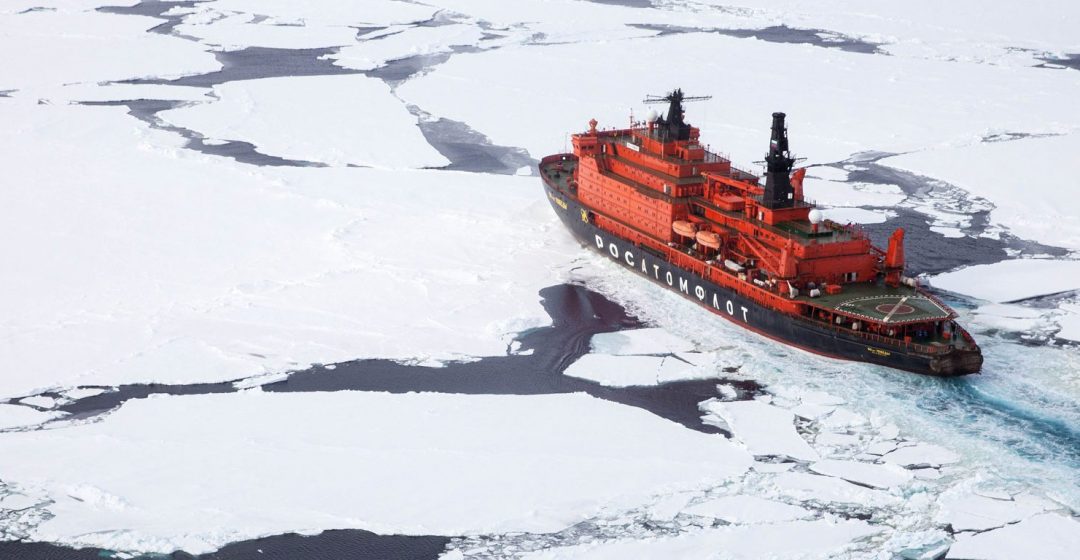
[0,405,59,430]
[934,489,1055,532]
[0,101,574,395]
[158,74,448,168]
[703,400,820,461]
[330,24,487,71]
[185,0,438,28]
[881,134,1080,250]
[518,518,879,560]
[589,328,696,355]
[0,8,218,100]
[809,459,913,490]
[684,0,1080,64]
[173,12,359,50]
[562,354,711,387]
[946,513,1080,560]
[0,391,752,554]
[397,31,1080,171]
[930,259,1080,303]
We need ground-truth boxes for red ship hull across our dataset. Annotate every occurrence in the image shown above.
[541,155,983,376]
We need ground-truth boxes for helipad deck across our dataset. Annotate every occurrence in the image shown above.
[800,283,952,325]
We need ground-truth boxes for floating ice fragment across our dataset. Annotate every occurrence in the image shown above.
[883,443,960,468]
[945,513,1080,560]
[682,495,813,524]
[809,459,914,490]
[705,401,820,462]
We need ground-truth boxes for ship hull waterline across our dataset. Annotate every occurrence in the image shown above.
[542,178,982,377]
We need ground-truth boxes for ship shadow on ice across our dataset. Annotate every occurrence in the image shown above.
[53,284,761,436]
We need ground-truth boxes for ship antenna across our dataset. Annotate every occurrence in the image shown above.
[643,88,711,141]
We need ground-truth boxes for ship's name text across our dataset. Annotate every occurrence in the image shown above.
[595,234,749,322]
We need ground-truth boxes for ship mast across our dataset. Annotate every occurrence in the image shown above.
[643,89,711,142]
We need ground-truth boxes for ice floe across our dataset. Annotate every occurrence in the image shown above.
[0,404,57,430]
[0,8,218,99]
[158,74,448,168]
[0,391,752,553]
[331,24,486,72]
[518,518,880,560]
[809,459,913,490]
[935,489,1056,532]
[682,494,814,523]
[588,328,696,355]
[883,134,1080,250]
[946,513,1080,560]
[883,443,961,468]
[0,100,575,395]
[771,471,897,507]
[703,400,820,462]
[931,259,1080,302]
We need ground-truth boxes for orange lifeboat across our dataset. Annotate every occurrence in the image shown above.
[672,220,697,238]
[696,230,722,249]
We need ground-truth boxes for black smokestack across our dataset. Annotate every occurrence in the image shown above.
[762,112,795,209]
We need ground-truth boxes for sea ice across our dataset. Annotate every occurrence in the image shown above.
[771,472,897,507]
[682,495,814,524]
[0,100,576,396]
[809,459,914,490]
[0,8,218,99]
[398,31,1080,171]
[588,328,696,355]
[331,24,486,71]
[930,259,1080,303]
[704,401,820,462]
[0,391,752,553]
[518,518,879,560]
[0,404,57,430]
[935,490,1055,532]
[883,443,960,468]
[945,513,1080,560]
[157,75,448,168]
[883,134,1080,250]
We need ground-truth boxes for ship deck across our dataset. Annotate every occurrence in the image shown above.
[798,283,952,325]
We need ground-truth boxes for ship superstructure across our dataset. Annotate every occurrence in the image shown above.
[540,89,982,375]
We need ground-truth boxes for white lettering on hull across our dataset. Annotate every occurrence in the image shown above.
[595,232,749,324]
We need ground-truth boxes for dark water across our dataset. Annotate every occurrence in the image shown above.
[0,530,450,560]
[631,24,883,54]
[5,284,753,559]
[79,100,326,167]
[56,284,756,435]
[1038,53,1080,71]
[818,154,1066,276]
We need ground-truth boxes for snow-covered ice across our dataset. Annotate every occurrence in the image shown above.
[682,495,813,524]
[0,404,58,430]
[0,8,218,99]
[704,400,820,462]
[883,134,1080,249]
[0,391,752,553]
[158,75,449,168]
[935,489,1055,532]
[809,459,913,490]
[519,518,880,560]
[331,24,486,72]
[772,471,897,508]
[946,513,1080,560]
[883,443,961,468]
[931,259,1080,303]
[588,328,696,355]
[0,99,577,396]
